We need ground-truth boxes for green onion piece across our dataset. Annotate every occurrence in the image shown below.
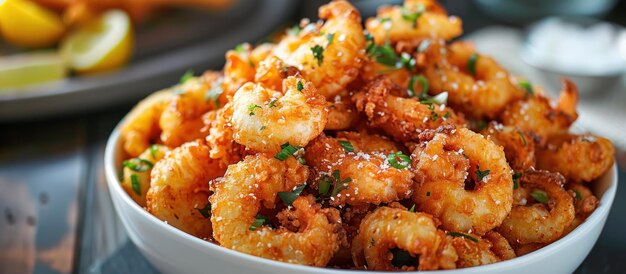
[327,33,335,46]
[268,100,277,108]
[179,69,194,84]
[297,157,306,165]
[130,174,141,196]
[443,112,450,119]
[274,143,302,161]
[531,189,549,204]
[149,145,158,159]
[400,52,416,71]
[297,80,304,92]
[475,166,490,181]
[338,140,354,152]
[574,189,583,201]
[249,214,269,231]
[517,130,527,147]
[419,91,447,106]
[311,45,324,65]
[467,53,478,76]
[417,39,431,53]
[319,176,331,195]
[196,202,211,219]
[123,158,154,172]
[518,79,534,96]
[234,43,246,53]
[330,170,351,197]
[367,42,398,67]
[512,172,522,190]
[408,75,429,97]
[430,112,439,121]
[408,204,416,212]
[447,231,478,242]
[278,184,306,206]
[400,4,424,28]
[386,151,411,169]
[390,248,416,267]
[248,104,261,116]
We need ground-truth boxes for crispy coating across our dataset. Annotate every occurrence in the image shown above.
[351,207,458,271]
[483,231,516,261]
[305,132,414,206]
[272,0,366,99]
[366,0,462,44]
[146,140,225,239]
[562,183,599,235]
[412,127,513,235]
[210,155,343,266]
[231,76,328,153]
[496,170,575,245]
[353,76,465,143]
[450,233,500,268]
[481,122,535,171]
[326,91,361,130]
[121,144,169,207]
[537,133,614,183]
[222,43,274,99]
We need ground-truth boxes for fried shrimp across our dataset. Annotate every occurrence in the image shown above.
[365,0,462,44]
[496,170,575,245]
[500,79,579,144]
[146,140,225,239]
[536,133,614,183]
[412,127,513,235]
[305,132,414,206]
[210,155,343,266]
[121,144,169,207]
[326,91,361,130]
[483,231,516,261]
[159,72,222,147]
[351,207,457,271]
[449,233,499,268]
[120,87,174,157]
[562,183,599,235]
[353,76,465,143]
[272,0,366,99]
[230,76,327,152]
[481,122,535,170]
[204,102,245,168]
[222,43,274,98]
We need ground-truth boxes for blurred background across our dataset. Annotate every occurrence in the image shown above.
[1,0,625,273]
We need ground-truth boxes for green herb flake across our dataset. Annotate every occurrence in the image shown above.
[179,69,194,84]
[274,143,302,161]
[268,100,277,108]
[517,130,527,147]
[512,172,522,190]
[386,151,411,169]
[149,145,158,159]
[467,53,479,76]
[327,33,335,46]
[430,112,439,121]
[367,42,398,67]
[400,4,425,28]
[260,126,267,131]
[475,166,490,181]
[408,204,416,212]
[278,184,307,206]
[248,104,261,116]
[338,140,354,152]
[574,189,583,201]
[249,214,269,231]
[205,82,224,108]
[408,74,428,97]
[330,170,351,197]
[196,202,211,219]
[319,176,331,195]
[400,52,416,71]
[531,189,549,204]
[123,158,154,172]
[519,79,534,96]
[130,174,141,196]
[443,112,450,119]
[234,43,246,53]
[311,45,324,65]
[297,157,306,165]
[297,80,304,92]
[447,231,478,242]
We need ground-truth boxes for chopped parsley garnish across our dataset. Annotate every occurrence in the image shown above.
[512,172,522,190]
[447,231,478,242]
[366,42,398,67]
[130,174,141,196]
[234,43,246,53]
[408,204,416,212]
[430,112,440,121]
[123,158,154,172]
[327,33,335,46]
[278,184,307,206]
[519,79,534,96]
[443,112,450,119]
[390,248,416,268]
[574,189,583,200]
[149,145,158,159]
[318,177,331,196]
[517,130,527,147]
[467,53,479,76]
[338,140,354,152]
[475,166,490,181]
[400,4,425,28]
[386,151,411,169]
[330,170,351,197]
[297,80,304,91]
[531,189,549,204]
[205,81,224,108]
[248,104,261,116]
[274,143,302,161]
[196,202,211,218]
[249,214,269,231]
[417,39,431,53]
[179,69,194,84]
[311,45,324,65]
[268,99,277,108]
[259,126,266,131]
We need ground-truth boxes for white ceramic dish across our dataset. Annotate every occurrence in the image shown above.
[105,125,618,274]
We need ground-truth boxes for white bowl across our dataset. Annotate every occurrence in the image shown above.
[105,125,618,274]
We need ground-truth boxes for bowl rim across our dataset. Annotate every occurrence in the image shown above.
[105,123,618,274]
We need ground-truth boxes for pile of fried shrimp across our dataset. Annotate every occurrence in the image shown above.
[117,0,615,271]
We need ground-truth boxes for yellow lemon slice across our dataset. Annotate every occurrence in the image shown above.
[61,9,133,74]
[0,0,65,48]
[0,51,67,89]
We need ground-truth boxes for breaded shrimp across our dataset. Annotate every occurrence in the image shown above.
[562,183,599,235]
[146,140,225,239]
[211,155,343,266]
[121,144,169,207]
[481,122,535,171]
[230,76,327,153]
[222,43,274,99]
[412,127,513,235]
[326,91,361,130]
[351,207,457,271]
[272,0,366,99]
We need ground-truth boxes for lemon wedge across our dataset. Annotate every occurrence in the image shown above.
[0,51,66,89]
[61,9,133,74]
[0,0,65,48]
